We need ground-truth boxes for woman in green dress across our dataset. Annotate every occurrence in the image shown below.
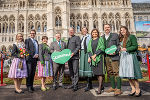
[79,27,93,92]
[87,29,105,94]
[119,26,143,97]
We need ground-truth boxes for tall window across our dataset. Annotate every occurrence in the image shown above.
[9,15,15,33]
[76,13,82,33]
[102,13,108,31]
[93,13,98,28]
[42,14,47,32]
[109,13,115,32]
[70,13,76,29]
[83,13,89,31]
[125,13,131,29]
[115,13,121,32]
[55,7,62,27]
[28,14,34,32]
[35,14,41,32]
[18,14,24,32]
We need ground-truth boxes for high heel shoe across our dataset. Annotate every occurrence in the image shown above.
[95,90,102,95]
[128,91,135,96]
[135,90,142,97]
[14,90,22,94]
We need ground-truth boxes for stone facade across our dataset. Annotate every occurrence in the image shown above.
[0,0,135,51]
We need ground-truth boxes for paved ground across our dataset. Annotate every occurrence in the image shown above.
[0,82,150,100]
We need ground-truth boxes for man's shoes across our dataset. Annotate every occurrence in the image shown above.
[106,87,117,93]
[73,86,78,92]
[59,85,65,88]
[52,86,57,90]
[84,86,93,92]
[66,85,74,89]
[31,87,35,91]
[114,89,122,96]
[27,87,33,93]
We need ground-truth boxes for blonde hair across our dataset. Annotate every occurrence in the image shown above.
[16,33,24,42]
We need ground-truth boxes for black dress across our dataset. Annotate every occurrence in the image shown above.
[88,38,105,76]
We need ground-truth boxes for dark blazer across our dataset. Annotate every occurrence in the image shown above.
[11,44,20,58]
[102,33,120,61]
[39,43,51,61]
[50,40,66,53]
[126,35,138,54]
[67,35,81,59]
[25,38,38,61]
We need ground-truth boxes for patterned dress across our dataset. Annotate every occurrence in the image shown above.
[38,43,53,77]
[8,42,27,78]
[119,35,143,79]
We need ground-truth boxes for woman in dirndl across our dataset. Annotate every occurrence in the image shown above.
[38,36,53,91]
[8,33,27,94]
[119,26,143,97]
[79,27,93,92]
[87,29,105,95]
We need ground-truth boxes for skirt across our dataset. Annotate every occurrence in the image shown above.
[91,55,105,76]
[79,50,93,77]
[119,51,143,79]
[8,58,27,78]
[38,60,53,77]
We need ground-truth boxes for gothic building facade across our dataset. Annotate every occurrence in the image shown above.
[0,0,135,51]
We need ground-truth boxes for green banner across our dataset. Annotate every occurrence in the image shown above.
[51,49,71,64]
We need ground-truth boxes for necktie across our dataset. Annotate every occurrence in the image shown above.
[59,41,61,49]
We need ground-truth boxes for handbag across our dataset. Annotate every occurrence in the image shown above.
[18,60,23,70]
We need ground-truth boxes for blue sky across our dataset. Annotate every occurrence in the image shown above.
[131,0,150,3]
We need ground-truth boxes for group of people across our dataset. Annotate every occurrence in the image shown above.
[8,24,143,97]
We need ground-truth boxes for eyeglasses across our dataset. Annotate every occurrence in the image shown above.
[30,33,35,34]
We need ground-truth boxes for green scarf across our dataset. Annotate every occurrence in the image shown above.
[87,37,105,66]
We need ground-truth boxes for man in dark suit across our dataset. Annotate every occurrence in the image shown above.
[50,33,66,90]
[67,27,81,91]
[102,24,122,96]
[25,29,38,93]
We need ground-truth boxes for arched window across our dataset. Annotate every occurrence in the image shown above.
[55,7,62,27]
[70,13,76,29]
[42,14,47,32]
[83,13,89,30]
[125,13,130,29]
[28,14,34,32]
[28,21,34,32]
[2,15,8,33]
[42,22,47,32]
[18,15,24,32]
[9,15,15,33]
[93,13,98,28]
[35,21,41,32]
[76,13,82,33]
[102,13,108,31]
[115,13,121,32]
[109,13,115,32]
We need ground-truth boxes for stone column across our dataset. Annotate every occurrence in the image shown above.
[47,0,54,44]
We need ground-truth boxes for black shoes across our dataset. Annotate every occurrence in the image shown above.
[27,87,33,93]
[14,90,24,94]
[84,86,93,92]
[52,86,57,90]
[135,90,142,97]
[66,85,74,89]
[128,90,142,97]
[95,90,102,95]
[73,86,78,92]
[128,91,136,96]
